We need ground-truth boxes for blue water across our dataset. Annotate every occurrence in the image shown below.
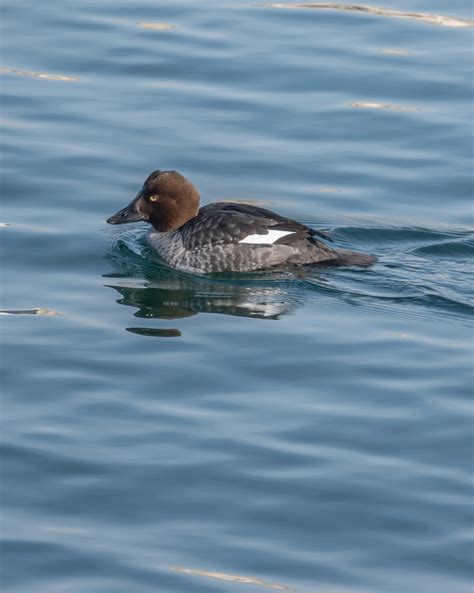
[1,1,473,592]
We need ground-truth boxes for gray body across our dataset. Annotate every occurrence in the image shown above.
[147,227,338,274]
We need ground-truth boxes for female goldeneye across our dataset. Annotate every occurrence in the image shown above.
[107,170,376,274]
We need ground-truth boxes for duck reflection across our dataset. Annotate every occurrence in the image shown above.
[104,239,300,336]
[108,281,293,321]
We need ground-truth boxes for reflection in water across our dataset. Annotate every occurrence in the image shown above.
[126,327,182,338]
[269,4,474,28]
[137,22,174,31]
[172,566,295,591]
[379,48,410,56]
[104,239,301,336]
[107,280,294,321]
[0,66,79,81]
[0,308,61,316]
[350,101,418,112]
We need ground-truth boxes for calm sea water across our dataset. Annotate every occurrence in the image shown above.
[1,1,473,592]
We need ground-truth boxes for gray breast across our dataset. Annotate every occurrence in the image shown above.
[147,230,191,270]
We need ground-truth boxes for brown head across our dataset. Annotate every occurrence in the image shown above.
[107,170,200,232]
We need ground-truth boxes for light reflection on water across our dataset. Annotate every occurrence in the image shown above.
[1,0,473,592]
[269,3,474,28]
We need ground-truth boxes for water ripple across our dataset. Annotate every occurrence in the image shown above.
[269,3,474,28]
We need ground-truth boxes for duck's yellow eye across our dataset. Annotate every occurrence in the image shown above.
[149,195,158,202]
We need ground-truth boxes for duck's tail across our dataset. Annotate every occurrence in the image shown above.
[321,249,377,268]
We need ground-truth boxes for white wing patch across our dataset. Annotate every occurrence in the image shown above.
[238,229,295,245]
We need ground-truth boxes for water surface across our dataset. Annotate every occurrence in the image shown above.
[1,1,473,592]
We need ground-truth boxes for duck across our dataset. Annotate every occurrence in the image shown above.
[107,170,376,274]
